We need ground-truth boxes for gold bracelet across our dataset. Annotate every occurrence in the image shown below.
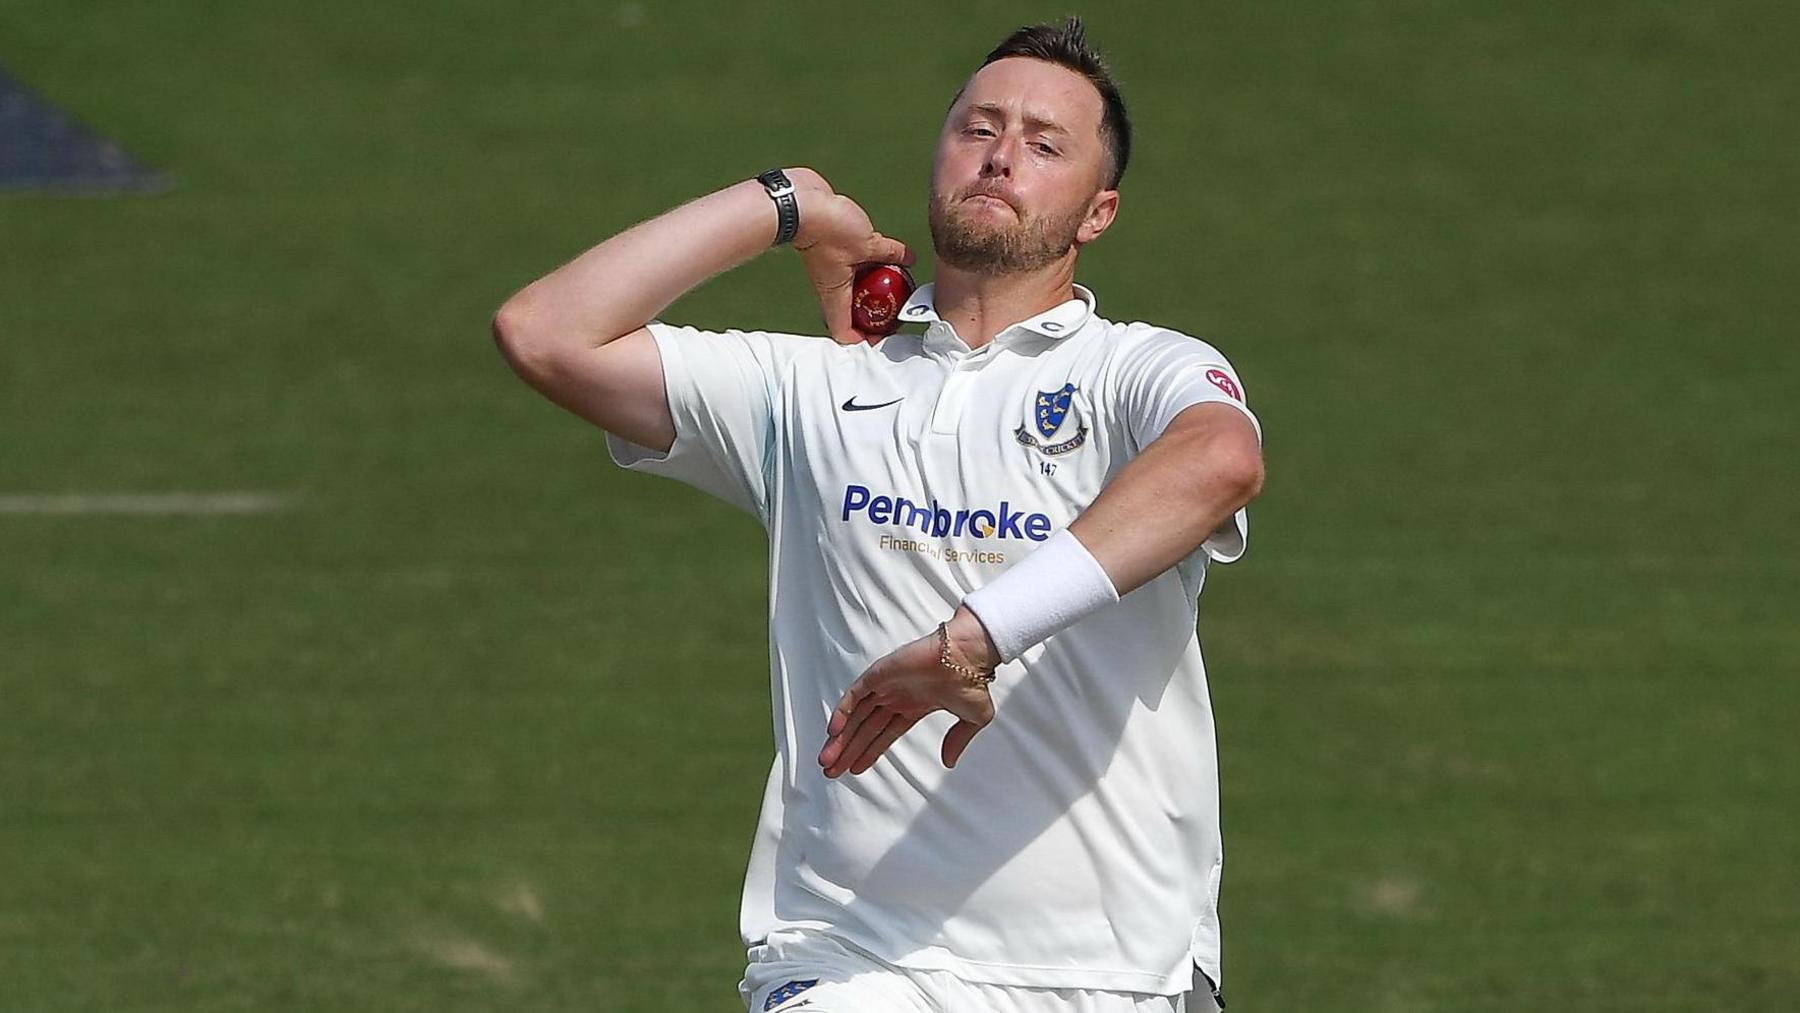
[938,621,996,687]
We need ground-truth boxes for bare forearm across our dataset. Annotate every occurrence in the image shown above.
[1068,405,1264,596]
[491,169,912,450]
[494,172,810,350]
[947,405,1262,670]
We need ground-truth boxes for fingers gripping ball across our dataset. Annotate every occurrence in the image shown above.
[851,264,916,340]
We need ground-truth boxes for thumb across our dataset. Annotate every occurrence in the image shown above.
[941,719,984,769]
[869,234,916,268]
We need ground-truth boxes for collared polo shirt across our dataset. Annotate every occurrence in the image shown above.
[607,282,1261,996]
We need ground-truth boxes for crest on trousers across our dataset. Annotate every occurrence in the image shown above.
[764,979,819,1010]
[1015,382,1088,456]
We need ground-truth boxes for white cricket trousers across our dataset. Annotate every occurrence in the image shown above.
[740,929,1222,1013]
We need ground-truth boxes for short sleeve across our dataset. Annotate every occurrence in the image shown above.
[1113,328,1263,564]
[604,321,812,521]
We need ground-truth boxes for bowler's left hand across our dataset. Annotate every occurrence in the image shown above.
[818,608,1000,777]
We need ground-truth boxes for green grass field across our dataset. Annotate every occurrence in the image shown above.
[3,2,1797,1009]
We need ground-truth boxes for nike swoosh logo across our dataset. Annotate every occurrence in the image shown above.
[841,397,903,412]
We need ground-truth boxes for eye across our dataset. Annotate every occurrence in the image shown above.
[965,124,997,138]
[1031,141,1059,156]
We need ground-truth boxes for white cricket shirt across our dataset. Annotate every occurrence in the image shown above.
[607,283,1261,996]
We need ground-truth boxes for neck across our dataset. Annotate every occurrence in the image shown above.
[931,254,1078,349]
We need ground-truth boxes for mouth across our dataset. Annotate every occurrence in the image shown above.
[961,193,1016,214]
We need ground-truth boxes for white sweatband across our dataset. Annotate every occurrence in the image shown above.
[961,529,1119,664]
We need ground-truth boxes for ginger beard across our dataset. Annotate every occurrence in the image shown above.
[928,183,1091,276]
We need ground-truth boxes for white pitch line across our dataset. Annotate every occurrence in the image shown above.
[0,492,294,515]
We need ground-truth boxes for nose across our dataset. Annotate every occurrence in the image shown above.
[981,133,1017,179]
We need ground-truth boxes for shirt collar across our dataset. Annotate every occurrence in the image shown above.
[898,283,1098,349]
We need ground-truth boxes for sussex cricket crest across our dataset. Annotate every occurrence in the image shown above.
[764,979,819,1010]
[1015,382,1088,456]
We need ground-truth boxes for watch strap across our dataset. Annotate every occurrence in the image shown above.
[757,168,800,246]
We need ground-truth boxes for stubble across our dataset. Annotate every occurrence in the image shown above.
[928,186,1088,276]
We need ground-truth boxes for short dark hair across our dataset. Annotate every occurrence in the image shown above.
[979,17,1132,189]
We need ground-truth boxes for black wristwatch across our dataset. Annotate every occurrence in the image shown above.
[757,168,800,246]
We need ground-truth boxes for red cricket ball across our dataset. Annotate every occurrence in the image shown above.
[850,264,916,340]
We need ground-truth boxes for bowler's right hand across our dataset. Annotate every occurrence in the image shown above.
[788,169,916,345]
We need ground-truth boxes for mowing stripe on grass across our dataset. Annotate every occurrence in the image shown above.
[0,492,292,515]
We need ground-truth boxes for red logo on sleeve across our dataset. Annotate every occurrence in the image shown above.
[1205,368,1242,402]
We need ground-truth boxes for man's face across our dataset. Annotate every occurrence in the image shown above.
[929,57,1119,276]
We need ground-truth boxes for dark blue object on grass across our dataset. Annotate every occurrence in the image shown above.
[0,64,167,193]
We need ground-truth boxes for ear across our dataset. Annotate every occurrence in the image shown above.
[1075,188,1119,246]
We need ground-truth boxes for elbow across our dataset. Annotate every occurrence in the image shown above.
[1163,404,1264,513]
[1235,448,1266,504]
[491,288,537,356]
[491,288,555,380]
[1209,440,1265,512]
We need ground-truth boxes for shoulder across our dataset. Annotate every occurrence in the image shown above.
[1100,319,1239,366]
[1085,320,1246,394]
[1085,317,1256,415]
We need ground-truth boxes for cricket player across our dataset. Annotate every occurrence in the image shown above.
[494,18,1263,1013]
